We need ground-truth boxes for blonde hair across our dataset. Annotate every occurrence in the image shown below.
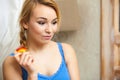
[19,0,60,47]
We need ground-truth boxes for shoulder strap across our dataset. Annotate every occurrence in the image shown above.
[9,53,15,56]
[57,42,65,59]
[21,67,28,80]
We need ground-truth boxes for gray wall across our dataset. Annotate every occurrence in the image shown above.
[54,0,100,80]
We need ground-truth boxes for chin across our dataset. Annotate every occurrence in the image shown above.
[41,40,51,44]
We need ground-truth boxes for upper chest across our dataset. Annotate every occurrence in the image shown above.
[32,47,63,76]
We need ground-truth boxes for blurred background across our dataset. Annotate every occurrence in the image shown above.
[0,0,100,80]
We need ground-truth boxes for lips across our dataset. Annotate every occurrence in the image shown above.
[43,35,51,40]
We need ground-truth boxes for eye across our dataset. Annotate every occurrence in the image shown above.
[37,21,46,25]
[52,21,57,25]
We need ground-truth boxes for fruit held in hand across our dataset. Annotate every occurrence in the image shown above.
[16,47,27,53]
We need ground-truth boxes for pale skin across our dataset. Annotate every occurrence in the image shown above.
[3,3,80,80]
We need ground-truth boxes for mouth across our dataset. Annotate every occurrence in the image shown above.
[43,35,52,40]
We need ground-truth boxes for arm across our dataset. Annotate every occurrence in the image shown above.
[3,56,22,80]
[14,52,38,80]
[3,54,37,80]
[62,43,80,80]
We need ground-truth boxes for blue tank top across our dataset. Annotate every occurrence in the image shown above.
[10,42,70,80]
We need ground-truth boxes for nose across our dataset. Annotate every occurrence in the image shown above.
[45,24,52,33]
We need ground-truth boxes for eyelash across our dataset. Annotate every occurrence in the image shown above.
[38,21,46,25]
[52,21,57,25]
[37,21,57,25]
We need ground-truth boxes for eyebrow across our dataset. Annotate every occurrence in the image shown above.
[37,17,58,21]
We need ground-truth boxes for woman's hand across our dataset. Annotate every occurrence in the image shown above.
[14,52,38,76]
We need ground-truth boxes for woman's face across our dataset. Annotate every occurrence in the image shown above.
[25,4,58,44]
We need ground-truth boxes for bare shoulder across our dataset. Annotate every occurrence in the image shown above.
[61,43,77,63]
[3,55,17,67]
[61,43,75,51]
[61,43,76,54]
[3,55,22,80]
[3,52,18,68]
[61,43,80,80]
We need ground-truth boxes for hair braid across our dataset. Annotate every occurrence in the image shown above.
[20,27,27,47]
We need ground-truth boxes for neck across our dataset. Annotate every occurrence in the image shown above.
[26,40,52,54]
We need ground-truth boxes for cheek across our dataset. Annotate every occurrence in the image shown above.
[52,25,58,33]
[29,24,43,35]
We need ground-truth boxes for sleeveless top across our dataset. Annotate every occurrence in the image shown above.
[10,42,70,80]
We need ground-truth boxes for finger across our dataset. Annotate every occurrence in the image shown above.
[23,54,31,66]
[19,52,28,65]
[14,52,23,62]
[27,55,34,65]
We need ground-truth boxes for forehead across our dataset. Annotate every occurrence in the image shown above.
[31,4,57,19]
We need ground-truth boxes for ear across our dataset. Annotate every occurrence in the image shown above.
[23,22,29,29]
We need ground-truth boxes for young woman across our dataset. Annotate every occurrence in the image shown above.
[3,0,80,80]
